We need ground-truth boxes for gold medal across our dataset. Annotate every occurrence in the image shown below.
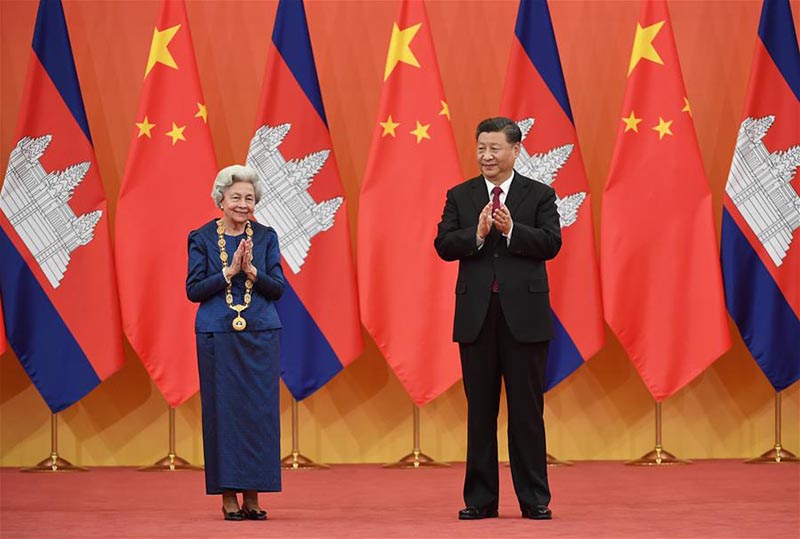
[232,315,247,331]
[217,219,254,331]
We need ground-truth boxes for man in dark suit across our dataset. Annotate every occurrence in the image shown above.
[434,117,561,521]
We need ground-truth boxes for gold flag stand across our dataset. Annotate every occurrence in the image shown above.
[507,453,573,468]
[281,398,328,469]
[546,453,573,466]
[139,406,202,471]
[746,391,798,464]
[384,405,449,468]
[626,401,690,465]
[22,413,87,472]
[505,453,573,468]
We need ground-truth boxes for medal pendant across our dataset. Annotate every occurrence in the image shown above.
[232,315,247,331]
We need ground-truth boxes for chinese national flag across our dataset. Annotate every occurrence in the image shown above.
[358,0,462,406]
[600,0,730,401]
[115,0,218,406]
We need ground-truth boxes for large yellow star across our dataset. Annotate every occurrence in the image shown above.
[166,122,186,145]
[439,101,450,120]
[384,23,421,81]
[195,103,208,123]
[410,121,430,143]
[380,115,400,137]
[628,21,664,76]
[652,117,673,140]
[621,111,643,133]
[681,97,692,117]
[145,24,181,79]
[135,116,155,138]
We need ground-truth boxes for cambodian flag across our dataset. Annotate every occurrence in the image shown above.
[0,0,124,412]
[501,0,605,390]
[247,0,362,400]
[0,296,6,356]
[721,0,800,392]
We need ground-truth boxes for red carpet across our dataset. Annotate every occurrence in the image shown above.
[1,461,797,538]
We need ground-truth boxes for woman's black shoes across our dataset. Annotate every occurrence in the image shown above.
[221,507,245,521]
[242,505,268,520]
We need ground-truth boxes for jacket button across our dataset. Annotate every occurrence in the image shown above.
[493,253,499,258]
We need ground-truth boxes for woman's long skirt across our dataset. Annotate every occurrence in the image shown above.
[196,330,281,494]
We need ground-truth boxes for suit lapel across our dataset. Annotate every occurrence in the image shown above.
[504,172,532,215]
[470,176,489,213]
[469,177,504,249]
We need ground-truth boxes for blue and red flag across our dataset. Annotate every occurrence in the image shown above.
[720,0,800,392]
[501,0,605,390]
[0,295,6,356]
[0,0,124,412]
[247,0,363,400]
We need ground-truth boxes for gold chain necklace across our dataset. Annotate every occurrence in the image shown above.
[217,219,254,331]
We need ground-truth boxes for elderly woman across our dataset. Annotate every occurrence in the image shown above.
[186,164,285,521]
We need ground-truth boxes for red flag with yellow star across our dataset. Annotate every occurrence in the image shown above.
[115,0,217,406]
[600,0,730,401]
[357,0,462,406]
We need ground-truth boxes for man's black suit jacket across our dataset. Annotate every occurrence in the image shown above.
[434,172,562,344]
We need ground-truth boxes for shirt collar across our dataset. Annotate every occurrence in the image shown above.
[484,170,515,196]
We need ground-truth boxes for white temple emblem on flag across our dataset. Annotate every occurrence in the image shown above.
[513,118,586,228]
[0,135,102,288]
[246,124,343,274]
[726,116,800,267]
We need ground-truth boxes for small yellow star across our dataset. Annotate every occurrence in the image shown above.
[439,101,450,120]
[166,122,186,145]
[195,103,207,123]
[384,23,421,81]
[135,116,155,138]
[652,117,673,140]
[621,111,643,133]
[145,24,181,78]
[380,115,400,137]
[410,121,431,143]
[681,97,692,117]
[628,21,665,76]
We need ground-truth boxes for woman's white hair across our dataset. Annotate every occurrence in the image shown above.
[211,164,264,206]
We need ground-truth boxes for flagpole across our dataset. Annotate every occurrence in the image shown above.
[21,413,88,472]
[626,401,690,466]
[384,404,449,468]
[746,391,798,464]
[139,406,202,471]
[281,398,328,470]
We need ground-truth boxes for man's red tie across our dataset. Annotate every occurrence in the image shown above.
[490,186,502,293]
[491,186,502,213]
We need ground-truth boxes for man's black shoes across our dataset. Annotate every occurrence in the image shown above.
[521,505,552,520]
[459,504,552,520]
[458,506,499,520]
